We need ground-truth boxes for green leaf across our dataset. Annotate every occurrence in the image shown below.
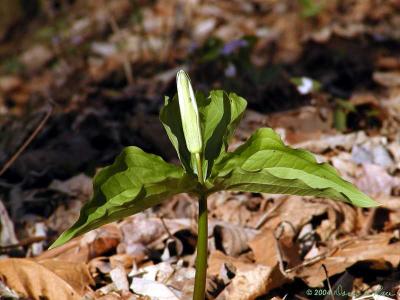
[160,95,194,174]
[298,0,323,17]
[210,128,378,207]
[160,91,247,178]
[50,146,197,249]
[198,91,247,178]
[334,108,348,132]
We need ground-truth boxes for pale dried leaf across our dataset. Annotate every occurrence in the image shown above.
[0,258,86,299]
[36,258,94,295]
[295,233,400,287]
[0,199,18,247]
[373,71,400,87]
[110,265,129,291]
[130,277,179,300]
[209,251,274,300]
[213,222,259,257]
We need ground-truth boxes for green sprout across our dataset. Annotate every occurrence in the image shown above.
[298,0,324,18]
[50,71,378,299]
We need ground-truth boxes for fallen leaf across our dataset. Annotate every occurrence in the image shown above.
[355,164,400,197]
[294,233,400,287]
[129,262,174,282]
[130,277,179,300]
[373,71,400,87]
[0,76,22,94]
[209,251,274,300]
[213,222,259,257]
[0,258,90,299]
[39,224,121,263]
[36,258,94,295]
[266,106,333,144]
[295,131,368,153]
[209,193,253,227]
[0,280,19,298]
[110,265,129,291]
[49,173,93,199]
[20,45,54,73]
[0,198,18,247]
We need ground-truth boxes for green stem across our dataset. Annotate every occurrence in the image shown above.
[193,153,208,300]
[195,153,204,185]
[193,193,208,300]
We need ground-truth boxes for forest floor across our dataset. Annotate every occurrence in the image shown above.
[1,1,400,299]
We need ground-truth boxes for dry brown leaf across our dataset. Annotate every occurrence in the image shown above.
[0,76,22,94]
[110,265,129,291]
[36,258,94,295]
[130,277,180,300]
[47,200,83,236]
[376,55,400,70]
[210,194,253,227]
[39,223,121,263]
[248,228,277,268]
[248,197,361,289]
[252,196,360,241]
[294,233,400,287]
[354,164,400,197]
[317,200,357,238]
[89,256,112,275]
[49,173,93,199]
[266,106,333,144]
[247,227,295,291]
[248,197,329,268]
[295,131,369,153]
[117,215,191,257]
[0,198,18,247]
[209,251,275,300]
[212,222,259,257]
[373,71,400,87]
[260,196,329,232]
[0,258,89,299]
[20,45,54,73]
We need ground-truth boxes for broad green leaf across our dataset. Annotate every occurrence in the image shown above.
[160,91,247,178]
[50,146,197,249]
[160,95,194,174]
[198,91,247,178]
[210,128,378,207]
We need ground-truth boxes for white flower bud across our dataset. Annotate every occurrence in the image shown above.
[176,70,203,154]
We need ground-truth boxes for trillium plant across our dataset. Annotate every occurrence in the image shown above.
[50,70,377,299]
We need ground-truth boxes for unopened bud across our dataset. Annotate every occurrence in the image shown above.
[176,70,202,154]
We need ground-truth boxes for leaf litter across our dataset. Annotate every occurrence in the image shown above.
[2,0,400,299]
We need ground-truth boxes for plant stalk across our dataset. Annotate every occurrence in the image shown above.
[193,153,208,300]
[193,193,208,300]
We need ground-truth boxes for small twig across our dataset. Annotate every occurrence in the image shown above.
[161,267,176,285]
[159,216,184,261]
[0,105,52,177]
[321,264,335,300]
[273,221,297,278]
[294,294,310,300]
[360,207,377,236]
[285,237,356,273]
[108,12,134,85]
[352,295,374,300]
[0,236,47,251]
[255,196,287,229]
[160,216,174,240]
[274,233,288,278]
